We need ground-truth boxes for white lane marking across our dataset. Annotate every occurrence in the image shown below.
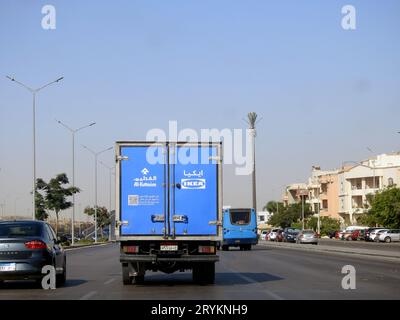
[80,291,97,300]
[104,278,116,285]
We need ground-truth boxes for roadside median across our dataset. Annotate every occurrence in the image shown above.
[258,240,400,261]
[64,241,114,251]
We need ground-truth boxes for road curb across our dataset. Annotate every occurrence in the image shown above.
[64,242,112,251]
[258,241,400,260]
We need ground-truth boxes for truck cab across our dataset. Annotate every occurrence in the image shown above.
[221,208,258,251]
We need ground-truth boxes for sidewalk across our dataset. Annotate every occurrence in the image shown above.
[258,240,400,260]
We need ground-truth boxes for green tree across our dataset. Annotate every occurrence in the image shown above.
[365,187,400,228]
[37,173,80,235]
[84,206,111,236]
[305,216,340,236]
[263,201,284,214]
[35,190,48,221]
[268,202,312,228]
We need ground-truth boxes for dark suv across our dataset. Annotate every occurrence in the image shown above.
[0,220,66,286]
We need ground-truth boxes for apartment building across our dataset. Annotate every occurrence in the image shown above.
[338,153,400,224]
[307,166,341,222]
[282,183,308,207]
[281,153,400,226]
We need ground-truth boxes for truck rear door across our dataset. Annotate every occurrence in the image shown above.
[170,143,220,237]
[119,143,167,236]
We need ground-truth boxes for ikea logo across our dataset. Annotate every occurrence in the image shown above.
[181,179,206,189]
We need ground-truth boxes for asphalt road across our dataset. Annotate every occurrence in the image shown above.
[0,243,399,300]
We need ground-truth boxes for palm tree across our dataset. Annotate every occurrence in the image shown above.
[37,173,80,235]
[247,112,258,212]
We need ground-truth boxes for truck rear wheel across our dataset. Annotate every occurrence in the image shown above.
[222,245,229,251]
[193,262,215,285]
[122,263,132,285]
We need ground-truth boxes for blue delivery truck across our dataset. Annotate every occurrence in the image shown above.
[221,208,258,251]
[115,141,223,285]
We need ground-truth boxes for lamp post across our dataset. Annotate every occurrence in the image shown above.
[6,75,63,220]
[99,161,115,242]
[56,120,96,245]
[82,145,113,243]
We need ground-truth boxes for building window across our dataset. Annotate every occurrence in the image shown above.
[388,178,394,186]
[259,216,265,222]
[322,200,328,209]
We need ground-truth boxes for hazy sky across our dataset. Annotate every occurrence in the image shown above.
[1,0,400,221]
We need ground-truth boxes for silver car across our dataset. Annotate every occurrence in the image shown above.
[296,230,318,245]
[378,229,400,243]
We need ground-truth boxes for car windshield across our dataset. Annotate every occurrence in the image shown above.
[0,223,42,238]
[230,210,250,225]
[303,231,314,235]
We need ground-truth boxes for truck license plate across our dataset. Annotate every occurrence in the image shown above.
[160,244,178,251]
[0,263,16,272]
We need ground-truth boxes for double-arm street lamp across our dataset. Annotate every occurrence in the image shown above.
[56,120,96,245]
[82,145,113,243]
[99,161,115,241]
[6,75,64,220]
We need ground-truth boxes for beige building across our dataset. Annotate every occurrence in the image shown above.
[281,153,400,226]
[282,183,309,207]
[338,153,400,224]
[307,166,341,222]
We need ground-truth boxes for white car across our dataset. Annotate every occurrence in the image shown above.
[378,229,400,243]
[369,229,389,241]
[269,229,279,241]
[260,230,268,241]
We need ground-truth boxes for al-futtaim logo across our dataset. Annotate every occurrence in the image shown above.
[133,168,157,187]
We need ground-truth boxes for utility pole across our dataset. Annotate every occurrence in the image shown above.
[6,76,63,220]
[301,194,305,230]
[56,119,96,245]
[82,145,113,243]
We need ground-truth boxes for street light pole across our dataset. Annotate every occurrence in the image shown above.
[100,161,115,241]
[82,145,113,243]
[56,120,96,245]
[6,76,63,220]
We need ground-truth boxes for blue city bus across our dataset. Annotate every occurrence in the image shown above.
[221,208,258,251]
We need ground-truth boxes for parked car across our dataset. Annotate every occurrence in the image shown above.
[343,229,362,241]
[0,220,66,286]
[337,229,346,240]
[328,230,337,239]
[275,230,284,242]
[370,229,389,242]
[296,230,318,245]
[378,229,400,243]
[269,228,280,241]
[283,229,300,243]
[365,227,382,241]
[260,230,268,241]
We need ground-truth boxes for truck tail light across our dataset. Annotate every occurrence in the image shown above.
[198,245,215,254]
[123,245,139,253]
[25,240,47,249]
